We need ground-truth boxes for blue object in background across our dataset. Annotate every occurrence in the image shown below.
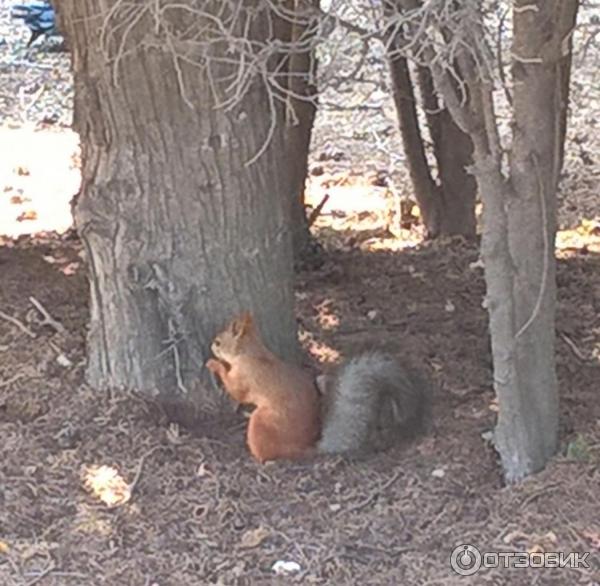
[11,1,58,47]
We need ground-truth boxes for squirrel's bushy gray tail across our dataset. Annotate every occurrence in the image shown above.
[317,351,431,455]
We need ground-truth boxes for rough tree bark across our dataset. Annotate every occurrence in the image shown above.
[57,1,301,418]
[556,25,576,178]
[422,0,580,481]
[493,0,580,479]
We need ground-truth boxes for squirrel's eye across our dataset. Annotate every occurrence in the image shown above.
[214,339,221,346]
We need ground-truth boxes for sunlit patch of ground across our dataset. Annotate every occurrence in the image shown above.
[305,173,425,250]
[556,219,600,256]
[83,464,132,507]
[0,126,79,237]
[1,127,598,261]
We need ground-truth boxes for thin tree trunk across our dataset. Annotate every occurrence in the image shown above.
[58,1,300,419]
[386,0,477,238]
[387,51,442,237]
[420,0,579,481]
[492,0,580,480]
[285,0,319,256]
[417,67,477,237]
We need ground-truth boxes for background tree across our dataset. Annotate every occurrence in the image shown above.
[57,0,311,417]
[385,0,477,238]
[385,0,580,481]
[279,0,321,256]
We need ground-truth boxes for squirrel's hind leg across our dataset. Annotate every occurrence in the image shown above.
[247,409,313,463]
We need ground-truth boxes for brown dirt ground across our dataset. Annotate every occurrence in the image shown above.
[1,229,600,586]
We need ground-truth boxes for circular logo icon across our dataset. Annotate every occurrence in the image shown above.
[450,544,482,576]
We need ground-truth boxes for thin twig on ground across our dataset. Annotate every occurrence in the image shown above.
[23,562,55,586]
[0,372,25,388]
[128,446,162,500]
[0,310,36,339]
[29,296,67,334]
[307,193,331,227]
[346,469,402,513]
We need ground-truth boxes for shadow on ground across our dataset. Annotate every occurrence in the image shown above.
[1,233,599,585]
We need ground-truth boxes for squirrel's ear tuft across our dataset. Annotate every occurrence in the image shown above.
[231,311,253,337]
[239,311,254,334]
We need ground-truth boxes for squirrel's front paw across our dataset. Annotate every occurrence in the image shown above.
[205,358,222,373]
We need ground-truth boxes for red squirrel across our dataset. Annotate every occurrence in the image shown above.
[206,312,430,463]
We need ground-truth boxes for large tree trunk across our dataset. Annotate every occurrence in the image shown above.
[58,1,300,418]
